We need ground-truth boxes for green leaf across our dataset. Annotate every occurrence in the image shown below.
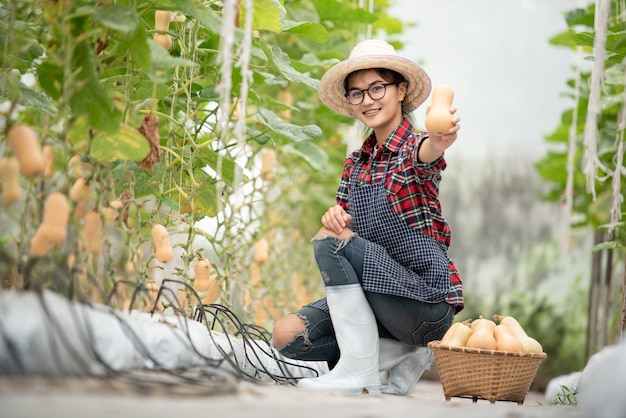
[588,189,613,225]
[606,32,626,55]
[121,25,151,74]
[248,0,285,32]
[37,61,63,100]
[149,0,222,33]
[67,116,90,154]
[148,39,196,83]
[92,4,139,34]
[131,78,170,102]
[156,192,181,212]
[195,146,241,188]
[71,41,122,133]
[192,173,219,217]
[549,30,583,49]
[283,21,328,44]
[312,0,377,23]
[564,7,594,29]
[18,82,57,116]
[255,108,322,142]
[282,141,328,171]
[569,32,594,49]
[0,71,20,103]
[271,45,320,90]
[90,125,150,162]
[592,240,622,252]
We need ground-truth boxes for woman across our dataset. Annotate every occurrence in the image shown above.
[272,39,464,396]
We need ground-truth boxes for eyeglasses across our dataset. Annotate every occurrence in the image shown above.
[345,82,399,105]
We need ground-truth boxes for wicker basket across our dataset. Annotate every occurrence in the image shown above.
[427,340,547,404]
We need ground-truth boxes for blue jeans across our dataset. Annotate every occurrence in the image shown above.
[277,235,454,365]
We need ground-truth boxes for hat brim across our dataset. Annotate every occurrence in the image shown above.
[318,54,432,118]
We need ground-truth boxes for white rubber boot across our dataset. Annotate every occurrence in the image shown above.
[298,284,380,395]
[378,338,434,396]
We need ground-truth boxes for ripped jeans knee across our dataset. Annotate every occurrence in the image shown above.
[312,226,357,248]
[272,307,339,364]
[311,231,364,287]
[272,312,309,354]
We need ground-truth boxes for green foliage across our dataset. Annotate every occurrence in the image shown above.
[537,2,626,230]
[0,0,408,324]
[535,2,626,367]
[552,384,578,406]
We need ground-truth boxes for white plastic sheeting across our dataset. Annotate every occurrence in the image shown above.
[577,337,626,418]
[0,290,328,383]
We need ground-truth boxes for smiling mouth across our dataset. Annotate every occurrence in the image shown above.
[363,108,380,116]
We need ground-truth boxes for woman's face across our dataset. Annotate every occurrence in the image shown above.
[346,69,406,135]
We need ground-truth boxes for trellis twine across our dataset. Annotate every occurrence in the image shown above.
[582,0,611,200]
[610,93,626,236]
[609,0,626,236]
[234,0,254,147]
[561,48,583,260]
[215,0,239,197]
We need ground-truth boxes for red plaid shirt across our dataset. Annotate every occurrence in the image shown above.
[336,118,464,311]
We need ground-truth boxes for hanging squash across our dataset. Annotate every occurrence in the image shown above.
[7,124,45,176]
[151,223,173,262]
[193,258,212,292]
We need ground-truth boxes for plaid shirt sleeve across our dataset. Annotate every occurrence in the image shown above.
[336,147,364,212]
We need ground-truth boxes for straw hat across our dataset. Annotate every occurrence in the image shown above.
[318,39,431,118]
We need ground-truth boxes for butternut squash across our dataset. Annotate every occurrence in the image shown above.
[261,148,277,180]
[440,321,459,345]
[263,294,280,319]
[70,178,90,218]
[243,288,252,309]
[177,288,190,313]
[39,191,70,243]
[82,210,103,253]
[146,281,163,313]
[153,11,173,49]
[70,178,90,201]
[30,229,53,257]
[153,34,172,50]
[424,84,455,135]
[470,315,496,331]
[193,258,211,292]
[493,314,543,353]
[466,315,497,350]
[440,319,472,347]
[201,277,220,305]
[7,124,45,176]
[109,199,123,209]
[154,10,172,31]
[151,223,173,262]
[0,156,22,203]
[43,145,55,178]
[253,299,268,327]
[68,155,91,177]
[250,262,262,285]
[494,324,524,352]
[253,237,269,264]
[103,206,118,225]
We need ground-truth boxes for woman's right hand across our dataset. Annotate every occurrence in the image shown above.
[321,205,352,234]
